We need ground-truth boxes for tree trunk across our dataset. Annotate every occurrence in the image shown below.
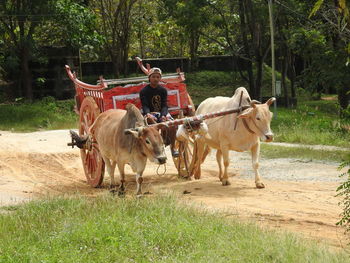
[338,85,350,109]
[111,52,120,78]
[138,0,145,58]
[20,44,32,101]
[282,50,289,107]
[238,0,255,96]
[289,53,296,100]
[255,57,263,100]
[189,30,200,71]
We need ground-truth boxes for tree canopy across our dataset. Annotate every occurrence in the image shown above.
[0,0,350,109]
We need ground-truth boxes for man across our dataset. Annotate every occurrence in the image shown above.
[139,67,172,122]
[139,67,178,157]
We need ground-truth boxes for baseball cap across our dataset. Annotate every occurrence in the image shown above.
[148,67,162,77]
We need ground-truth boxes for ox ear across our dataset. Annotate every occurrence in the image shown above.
[124,128,141,138]
[266,97,276,106]
[237,107,254,119]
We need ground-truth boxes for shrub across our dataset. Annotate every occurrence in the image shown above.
[336,158,350,238]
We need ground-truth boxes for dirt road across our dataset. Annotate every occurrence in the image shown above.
[0,130,348,249]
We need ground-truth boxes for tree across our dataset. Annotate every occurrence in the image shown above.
[0,0,55,101]
[161,0,210,71]
[0,0,100,100]
[310,0,350,109]
[130,0,186,59]
[91,0,137,77]
[35,0,102,61]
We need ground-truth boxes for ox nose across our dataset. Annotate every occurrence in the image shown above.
[158,156,167,164]
[265,133,274,142]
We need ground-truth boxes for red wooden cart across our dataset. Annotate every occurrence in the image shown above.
[66,58,196,187]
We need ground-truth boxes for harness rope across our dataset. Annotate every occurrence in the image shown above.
[157,163,167,176]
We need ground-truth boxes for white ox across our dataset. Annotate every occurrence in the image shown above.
[193,87,275,188]
[71,104,167,196]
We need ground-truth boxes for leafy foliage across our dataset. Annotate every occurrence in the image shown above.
[336,159,350,236]
[35,0,102,60]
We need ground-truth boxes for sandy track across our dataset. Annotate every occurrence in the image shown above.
[0,130,348,249]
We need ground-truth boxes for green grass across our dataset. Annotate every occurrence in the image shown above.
[186,71,246,105]
[0,195,348,262]
[271,100,350,148]
[0,97,77,131]
[261,144,349,162]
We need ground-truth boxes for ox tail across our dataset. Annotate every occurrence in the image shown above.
[69,130,88,149]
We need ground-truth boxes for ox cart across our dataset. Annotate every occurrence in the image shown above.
[66,58,198,187]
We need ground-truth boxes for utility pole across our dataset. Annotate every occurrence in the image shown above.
[268,0,277,119]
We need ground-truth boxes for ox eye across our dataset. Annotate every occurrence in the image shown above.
[256,117,261,121]
[145,139,151,144]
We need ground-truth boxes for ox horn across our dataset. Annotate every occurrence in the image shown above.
[124,127,144,137]
[266,97,276,106]
[250,100,261,108]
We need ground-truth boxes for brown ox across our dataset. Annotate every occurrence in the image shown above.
[194,87,275,188]
[72,104,167,196]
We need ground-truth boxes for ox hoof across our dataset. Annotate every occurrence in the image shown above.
[256,182,265,189]
[221,180,231,186]
[118,190,125,197]
[109,189,117,195]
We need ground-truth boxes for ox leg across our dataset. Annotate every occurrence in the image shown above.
[136,171,144,196]
[251,143,265,189]
[193,139,204,179]
[221,145,231,186]
[216,150,223,181]
[103,157,117,189]
[117,163,126,196]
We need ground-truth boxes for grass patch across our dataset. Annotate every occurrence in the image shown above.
[0,195,348,262]
[261,144,349,162]
[271,100,350,148]
[186,71,245,105]
[0,97,77,131]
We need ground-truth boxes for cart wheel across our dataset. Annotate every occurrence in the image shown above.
[172,110,196,178]
[79,96,105,187]
[173,137,196,179]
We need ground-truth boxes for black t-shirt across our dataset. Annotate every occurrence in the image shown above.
[139,84,168,116]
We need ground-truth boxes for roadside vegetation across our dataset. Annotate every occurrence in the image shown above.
[0,97,76,131]
[260,144,348,162]
[0,195,348,262]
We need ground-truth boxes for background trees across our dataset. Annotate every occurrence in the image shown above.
[1,0,350,108]
[0,0,99,100]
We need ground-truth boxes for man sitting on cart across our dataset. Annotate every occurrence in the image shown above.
[140,67,179,157]
[140,67,172,122]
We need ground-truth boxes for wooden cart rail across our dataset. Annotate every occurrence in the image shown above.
[152,105,252,128]
[98,73,185,86]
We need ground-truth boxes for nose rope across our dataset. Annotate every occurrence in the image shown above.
[157,163,167,176]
